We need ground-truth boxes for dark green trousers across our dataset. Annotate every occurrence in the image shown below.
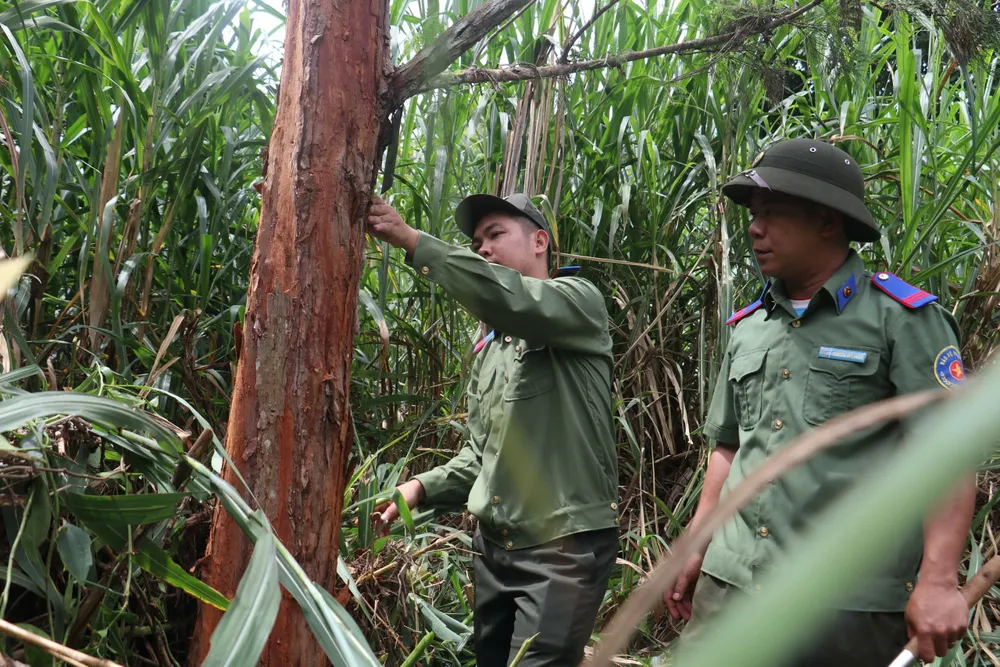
[472,528,618,667]
[683,574,909,667]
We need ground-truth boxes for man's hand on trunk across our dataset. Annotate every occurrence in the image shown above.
[367,197,419,255]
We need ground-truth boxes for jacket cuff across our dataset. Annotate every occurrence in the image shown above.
[410,232,451,282]
[703,421,739,448]
[412,468,449,507]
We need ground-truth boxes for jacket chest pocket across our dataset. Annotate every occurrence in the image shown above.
[503,343,554,401]
[803,347,882,425]
[473,358,499,433]
[729,349,767,431]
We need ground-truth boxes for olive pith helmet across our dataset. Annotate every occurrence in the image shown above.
[722,138,881,242]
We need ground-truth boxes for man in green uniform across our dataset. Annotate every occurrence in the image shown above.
[665,139,974,666]
[367,193,620,667]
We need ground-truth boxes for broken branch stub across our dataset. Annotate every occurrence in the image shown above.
[390,0,534,105]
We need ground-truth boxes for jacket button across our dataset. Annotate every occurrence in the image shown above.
[506,540,514,549]
[774,419,784,430]
[842,286,852,297]
[502,528,509,537]
[759,526,769,537]
[782,369,791,379]
[878,273,890,281]
[905,582,914,592]
[610,503,617,510]
[515,346,521,354]
[492,495,501,505]
[504,336,512,343]
[420,266,429,275]
[791,320,801,328]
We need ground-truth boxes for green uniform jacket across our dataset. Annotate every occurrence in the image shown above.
[702,250,963,611]
[410,233,619,550]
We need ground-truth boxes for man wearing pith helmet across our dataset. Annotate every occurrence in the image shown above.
[366,192,620,666]
[665,138,974,665]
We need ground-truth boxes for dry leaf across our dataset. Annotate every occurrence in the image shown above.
[0,255,31,300]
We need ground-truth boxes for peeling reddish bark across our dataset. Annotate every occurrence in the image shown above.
[189,0,389,663]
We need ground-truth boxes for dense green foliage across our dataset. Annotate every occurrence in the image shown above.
[0,0,998,665]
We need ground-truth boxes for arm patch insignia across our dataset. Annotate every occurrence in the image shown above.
[934,345,965,389]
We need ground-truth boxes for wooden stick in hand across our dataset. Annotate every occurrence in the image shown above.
[888,556,1000,667]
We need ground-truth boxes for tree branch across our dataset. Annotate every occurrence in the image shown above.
[418,0,826,92]
[0,619,123,667]
[473,1,538,63]
[390,0,535,106]
[559,0,624,63]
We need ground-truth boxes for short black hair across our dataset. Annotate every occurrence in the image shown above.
[513,215,552,268]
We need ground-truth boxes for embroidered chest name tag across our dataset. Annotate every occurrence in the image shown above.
[818,347,868,364]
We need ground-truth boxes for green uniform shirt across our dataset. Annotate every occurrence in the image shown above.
[410,233,619,550]
[702,250,963,611]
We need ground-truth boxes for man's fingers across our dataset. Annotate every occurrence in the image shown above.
[666,595,692,621]
[665,596,679,620]
[372,504,397,538]
[378,503,399,527]
[932,631,949,658]
[916,633,937,663]
[664,584,678,617]
[665,577,691,621]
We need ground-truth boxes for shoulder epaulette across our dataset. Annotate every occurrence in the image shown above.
[473,330,495,354]
[552,265,581,278]
[870,272,938,309]
[726,281,770,326]
[726,299,764,326]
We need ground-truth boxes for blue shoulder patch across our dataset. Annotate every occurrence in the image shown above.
[727,281,771,326]
[473,330,495,355]
[726,299,764,326]
[553,265,581,278]
[870,272,938,309]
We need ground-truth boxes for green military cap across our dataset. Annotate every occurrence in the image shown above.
[722,138,881,243]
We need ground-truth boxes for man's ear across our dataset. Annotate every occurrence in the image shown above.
[817,207,845,241]
[534,229,550,256]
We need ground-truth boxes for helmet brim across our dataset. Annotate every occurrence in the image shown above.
[455,194,550,238]
[723,167,881,243]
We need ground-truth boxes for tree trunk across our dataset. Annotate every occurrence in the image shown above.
[189,0,388,663]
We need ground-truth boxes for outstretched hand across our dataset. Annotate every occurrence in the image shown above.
[372,478,425,537]
[367,196,420,255]
[665,552,704,621]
